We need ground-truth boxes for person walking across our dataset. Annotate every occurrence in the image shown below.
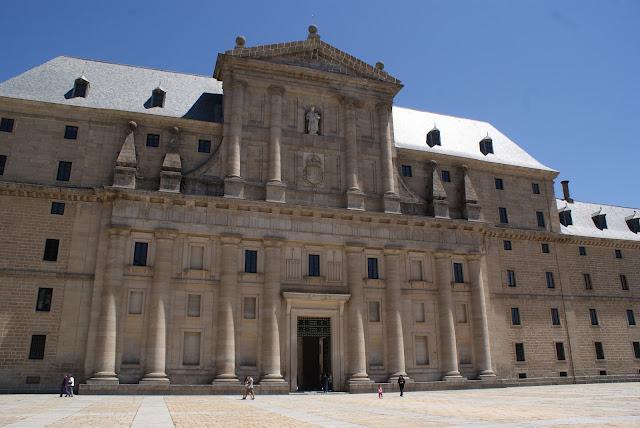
[67,374,75,397]
[377,384,384,399]
[242,376,255,400]
[59,374,69,397]
[398,375,406,397]
[321,372,329,393]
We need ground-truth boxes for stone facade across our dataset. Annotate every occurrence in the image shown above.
[0,27,638,393]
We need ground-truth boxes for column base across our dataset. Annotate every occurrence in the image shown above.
[383,193,401,214]
[346,189,365,211]
[387,374,411,383]
[478,370,496,381]
[224,176,245,199]
[212,374,239,384]
[139,372,170,384]
[348,373,373,384]
[260,374,286,383]
[266,181,286,203]
[442,373,465,382]
[87,372,119,385]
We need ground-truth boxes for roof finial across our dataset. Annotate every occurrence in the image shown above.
[375,61,385,70]
[235,35,246,48]
[308,24,319,40]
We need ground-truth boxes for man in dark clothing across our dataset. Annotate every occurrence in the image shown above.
[60,374,69,397]
[398,375,406,397]
[321,372,329,393]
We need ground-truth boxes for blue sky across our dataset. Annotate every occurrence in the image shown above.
[1,0,638,207]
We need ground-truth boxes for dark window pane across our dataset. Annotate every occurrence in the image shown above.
[511,308,521,325]
[64,125,78,140]
[244,250,257,273]
[36,288,53,312]
[627,309,636,326]
[367,257,379,279]
[551,308,561,326]
[584,273,593,290]
[515,343,525,362]
[560,371,568,377]
[592,214,608,230]
[56,161,72,181]
[453,262,464,283]
[627,218,640,233]
[578,246,586,256]
[615,249,622,259]
[441,170,451,182]
[133,242,148,267]
[0,117,14,132]
[595,341,605,360]
[532,183,540,194]
[507,270,517,287]
[152,89,165,107]
[308,254,320,277]
[495,178,504,190]
[479,137,493,155]
[536,211,545,228]
[146,134,160,147]
[43,239,59,262]
[499,207,509,224]
[541,243,550,253]
[198,139,211,153]
[0,155,6,175]
[620,274,629,290]
[546,272,555,289]
[503,240,512,250]
[29,335,46,359]
[50,202,65,215]
[633,342,640,359]
[518,373,527,379]
[426,129,441,147]
[589,308,599,326]
[401,165,412,177]
[73,80,88,98]
[559,210,573,226]
[555,342,566,360]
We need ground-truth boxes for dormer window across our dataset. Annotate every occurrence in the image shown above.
[479,136,494,155]
[559,209,573,227]
[626,212,640,233]
[592,210,607,230]
[426,128,441,147]
[72,76,89,98]
[151,87,166,108]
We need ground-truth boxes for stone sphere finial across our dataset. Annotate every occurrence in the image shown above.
[235,35,246,48]
[375,61,385,70]
[172,126,180,134]
[308,24,318,35]
[128,120,138,130]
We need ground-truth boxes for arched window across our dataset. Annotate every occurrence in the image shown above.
[151,86,166,108]
[72,76,89,98]
[479,136,494,155]
[426,128,441,147]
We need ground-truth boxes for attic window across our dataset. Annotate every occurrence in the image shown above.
[559,210,573,227]
[479,137,494,155]
[426,128,441,147]
[592,212,607,230]
[151,87,166,108]
[626,214,640,233]
[72,76,89,98]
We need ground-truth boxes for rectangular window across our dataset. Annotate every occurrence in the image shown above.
[243,296,257,319]
[541,243,550,253]
[503,240,512,250]
[187,294,201,318]
[518,373,527,379]
[415,336,429,365]
[0,117,14,133]
[414,302,425,323]
[198,139,211,153]
[308,254,320,277]
[531,183,540,194]
[615,249,622,259]
[599,370,607,376]
[515,342,525,362]
[0,155,6,175]
[583,273,593,290]
[36,288,53,312]
[594,341,605,360]
[244,250,257,273]
[56,161,72,181]
[133,242,148,266]
[63,125,78,140]
[128,290,143,314]
[559,371,568,377]
[43,239,59,262]
[182,332,201,366]
[28,335,46,360]
[555,342,566,361]
[578,246,587,256]
[536,211,545,228]
[499,207,509,224]
[589,308,599,326]
[627,309,636,326]
[146,133,160,147]
[620,274,629,291]
[511,307,521,326]
[495,178,504,190]
[368,301,381,322]
[50,202,65,215]
[367,257,379,279]
[189,246,204,270]
[410,259,423,281]
[453,262,464,283]
[633,342,640,359]
[546,272,555,289]
[456,303,468,323]
[551,308,561,326]
[507,270,517,287]
[401,164,412,177]
[441,170,451,182]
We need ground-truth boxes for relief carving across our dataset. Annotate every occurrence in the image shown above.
[303,153,324,186]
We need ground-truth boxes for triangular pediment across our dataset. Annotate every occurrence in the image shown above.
[216,30,401,85]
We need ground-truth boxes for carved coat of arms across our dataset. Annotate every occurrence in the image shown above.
[303,153,324,186]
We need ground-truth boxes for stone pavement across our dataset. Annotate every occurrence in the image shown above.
[0,383,638,427]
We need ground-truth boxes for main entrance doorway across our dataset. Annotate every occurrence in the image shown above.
[297,317,331,391]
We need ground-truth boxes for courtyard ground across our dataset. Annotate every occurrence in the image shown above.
[0,382,638,427]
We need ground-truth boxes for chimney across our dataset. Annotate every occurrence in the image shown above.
[561,180,573,203]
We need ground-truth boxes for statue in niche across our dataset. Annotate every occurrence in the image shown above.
[305,106,321,135]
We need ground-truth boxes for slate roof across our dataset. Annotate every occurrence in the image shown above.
[0,56,223,122]
[556,199,640,242]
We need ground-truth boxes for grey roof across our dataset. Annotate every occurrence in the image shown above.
[0,56,223,122]
[556,199,640,242]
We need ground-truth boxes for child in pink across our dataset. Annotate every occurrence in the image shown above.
[377,384,383,398]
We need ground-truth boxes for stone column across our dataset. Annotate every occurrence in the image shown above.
[266,86,286,203]
[468,255,496,379]
[343,97,365,210]
[384,247,408,381]
[346,245,371,383]
[88,226,129,384]
[140,229,176,383]
[434,253,463,380]
[224,79,247,199]
[213,234,240,382]
[376,103,401,214]
[260,238,285,382]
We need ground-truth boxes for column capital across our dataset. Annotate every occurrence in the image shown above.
[465,253,484,262]
[154,228,178,240]
[340,95,360,108]
[375,102,391,113]
[461,164,470,172]
[429,160,438,168]
[231,78,248,89]
[433,251,452,260]
[263,235,285,247]
[345,243,365,253]
[268,85,285,96]
[107,225,131,237]
[220,233,242,245]
[384,245,403,255]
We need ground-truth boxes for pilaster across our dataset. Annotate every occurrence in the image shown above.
[434,252,463,381]
[345,244,371,383]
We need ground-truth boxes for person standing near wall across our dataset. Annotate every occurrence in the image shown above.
[398,375,406,397]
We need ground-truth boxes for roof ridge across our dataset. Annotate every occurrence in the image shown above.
[557,198,639,211]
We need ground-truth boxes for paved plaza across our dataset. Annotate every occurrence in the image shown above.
[0,383,638,427]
